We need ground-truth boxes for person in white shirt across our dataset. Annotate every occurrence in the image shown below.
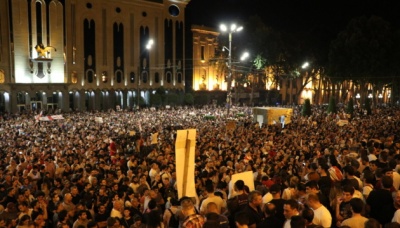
[110,200,123,219]
[199,180,226,215]
[149,163,160,183]
[389,160,400,190]
[306,193,332,228]
[283,199,300,228]
[392,190,400,223]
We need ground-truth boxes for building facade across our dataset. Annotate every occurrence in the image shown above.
[0,0,189,113]
[191,25,221,91]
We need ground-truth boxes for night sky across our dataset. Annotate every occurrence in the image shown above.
[185,0,400,41]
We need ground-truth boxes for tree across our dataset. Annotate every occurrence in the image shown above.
[301,99,312,117]
[166,93,179,106]
[150,94,162,106]
[134,96,146,107]
[365,98,372,115]
[156,86,166,104]
[327,96,337,114]
[328,16,395,86]
[346,98,354,116]
[184,93,194,105]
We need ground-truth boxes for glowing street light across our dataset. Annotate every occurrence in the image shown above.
[240,52,249,61]
[138,39,154,108]
[220,23,243,115]
[301,62,309,69]
[146,39,154,50]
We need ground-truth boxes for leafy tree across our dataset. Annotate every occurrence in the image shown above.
[150,93,162,106]
[301,98,312,117]
[327,96,337,114]
[134,96,146,107]
[328,16,394,86]
[365,97,372,115]
[184,93,194,105]
[346,98,354,116]
[156,86,166,104]
[166,93,179,106]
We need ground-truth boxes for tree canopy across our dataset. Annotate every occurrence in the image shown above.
[328,16,398,84]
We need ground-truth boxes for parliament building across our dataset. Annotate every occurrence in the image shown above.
[0,0,190,113]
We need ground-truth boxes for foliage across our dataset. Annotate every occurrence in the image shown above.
[365,97,372,115]
[150,93,162,106]
[204,115,215,120]
[184,93,194,105]
[156,86,166,103]
[301,99,312,116]
[346,98,354,115]
[328,16,395,84]
[166,93,179,105]
[327,97,337,114]
[134,96,146,107]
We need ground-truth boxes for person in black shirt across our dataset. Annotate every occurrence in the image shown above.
[367,176,396,225]
[94,204,109,228]
[257,202,283,228]
[341,165,360,191]
[302,207,323,228]
[305,181,330,212]
[242,190,264,228]
[336,185,354,226]
[269,183,286,224]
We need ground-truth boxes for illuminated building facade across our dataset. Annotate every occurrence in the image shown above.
[0,0,189,113]
[191,25,221,91]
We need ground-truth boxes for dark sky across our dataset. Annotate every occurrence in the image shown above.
[185,0,400,37]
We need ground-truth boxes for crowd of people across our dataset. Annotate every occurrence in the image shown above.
[0,104,399,228]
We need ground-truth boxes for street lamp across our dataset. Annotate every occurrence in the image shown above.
[220,23,243,115]
[301,62,309,69]
[137,39,154,108]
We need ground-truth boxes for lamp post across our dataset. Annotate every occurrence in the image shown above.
[220,23,243,116]
[137,39,154,108]
[356,93,360,108]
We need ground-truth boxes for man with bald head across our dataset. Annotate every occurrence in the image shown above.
[205,202,229,228]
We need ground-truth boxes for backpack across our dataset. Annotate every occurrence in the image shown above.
[168,208,179,228]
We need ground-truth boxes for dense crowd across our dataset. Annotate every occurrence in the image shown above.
[0,104,399,228]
